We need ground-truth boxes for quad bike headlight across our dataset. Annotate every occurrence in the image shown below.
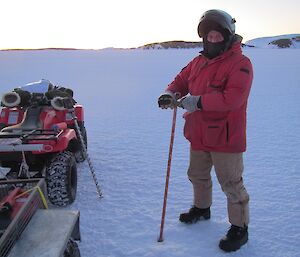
[51,96,66,111]
[1,92,21,107]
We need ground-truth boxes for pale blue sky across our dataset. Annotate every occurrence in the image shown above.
[0,0,299,49]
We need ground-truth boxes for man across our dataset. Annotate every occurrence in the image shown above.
[158,9,253,252]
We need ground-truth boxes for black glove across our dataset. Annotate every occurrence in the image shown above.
[158,91,177,109]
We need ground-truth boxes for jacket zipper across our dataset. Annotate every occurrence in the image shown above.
[226,121,229,143]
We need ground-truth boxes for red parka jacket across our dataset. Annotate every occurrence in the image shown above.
[167,40,253,152]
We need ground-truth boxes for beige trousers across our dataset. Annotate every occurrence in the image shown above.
[187,149,249,227]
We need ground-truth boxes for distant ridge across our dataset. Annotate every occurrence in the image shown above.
[0,47,80,51]
[245,34,300,48]
[1,34,299,51]
[140,34,300,50]
[139,40,202,49]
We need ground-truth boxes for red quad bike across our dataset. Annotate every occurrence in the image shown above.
[0,79,87,206]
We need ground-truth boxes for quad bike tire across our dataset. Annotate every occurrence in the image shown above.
[74,123,87,163]
[46,151,77,206]
[64,238,81,257]
[0,123,6,131]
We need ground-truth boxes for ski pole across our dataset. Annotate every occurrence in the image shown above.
[158,106,177,242]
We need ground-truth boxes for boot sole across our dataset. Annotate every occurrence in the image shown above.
[219,233,248,252]
[179,213,210,224]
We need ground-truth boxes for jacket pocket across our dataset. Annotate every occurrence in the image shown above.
[201,119,228,147]
[183,112,194,142]
[206,79,226,93]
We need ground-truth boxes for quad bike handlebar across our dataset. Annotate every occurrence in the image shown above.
[1,84,76,110]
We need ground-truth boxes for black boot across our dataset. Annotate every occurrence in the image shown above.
[179,206,210,224]
[219,225,248,252]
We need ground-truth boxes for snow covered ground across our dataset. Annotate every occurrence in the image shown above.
[0,47,300,257]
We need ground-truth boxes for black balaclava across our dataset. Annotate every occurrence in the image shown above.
[202,21,233,59]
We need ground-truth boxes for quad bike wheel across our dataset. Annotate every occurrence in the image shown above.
[74,123,87,163]
[64,238,81,257]
[46,151,77,206]
[0,123,6,131]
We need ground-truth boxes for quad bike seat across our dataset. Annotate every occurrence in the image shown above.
[0,106,43,135]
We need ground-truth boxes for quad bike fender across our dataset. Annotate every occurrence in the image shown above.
[74,105,84,122]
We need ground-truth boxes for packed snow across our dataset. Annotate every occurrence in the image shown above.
[0,47,299,257]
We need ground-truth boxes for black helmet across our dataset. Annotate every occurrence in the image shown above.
[198,9,236,38]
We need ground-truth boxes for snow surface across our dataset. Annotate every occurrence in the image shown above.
[0,47,300,257]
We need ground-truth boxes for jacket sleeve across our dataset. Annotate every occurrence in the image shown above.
[165,59,195,97]
[201,57,253,111]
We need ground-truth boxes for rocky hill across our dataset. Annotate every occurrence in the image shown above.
[138,34,300,50]
[139,40,202,49]
[245,34,300,48]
